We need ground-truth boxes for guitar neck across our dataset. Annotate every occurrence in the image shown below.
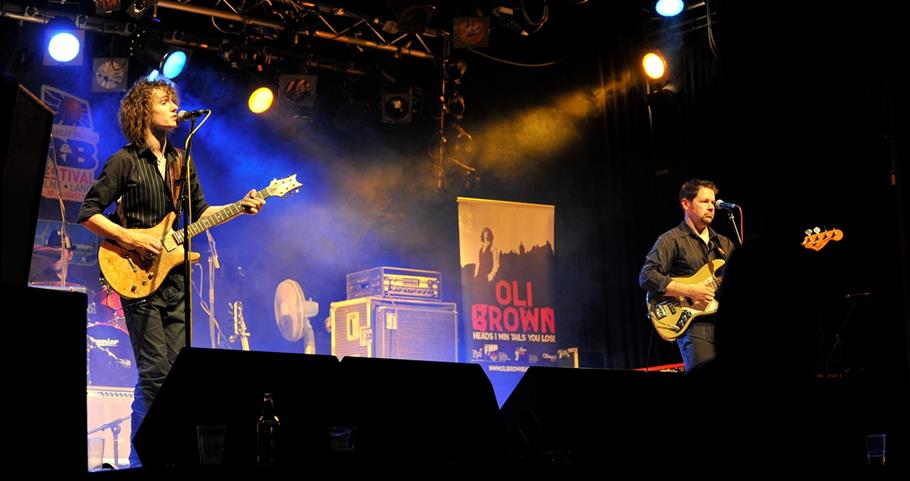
[172,187,271,244]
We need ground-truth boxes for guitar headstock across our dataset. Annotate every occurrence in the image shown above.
[801,227,843,251]
[266,174,302,198]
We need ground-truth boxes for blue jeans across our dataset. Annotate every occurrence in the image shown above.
[676,321,715,371]
[121,272,186,467]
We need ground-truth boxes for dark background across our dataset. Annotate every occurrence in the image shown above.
[3,1,907,391]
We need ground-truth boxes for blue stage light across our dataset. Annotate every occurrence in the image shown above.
[48,32,80,62]
[161,50,187,79]
[655,0,685,17]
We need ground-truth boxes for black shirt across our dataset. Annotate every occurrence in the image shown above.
[639,220,735,297]
[77,141,209,228]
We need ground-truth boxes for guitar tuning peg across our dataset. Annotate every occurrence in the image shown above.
[813,227,821,234]
[804,229,813,236]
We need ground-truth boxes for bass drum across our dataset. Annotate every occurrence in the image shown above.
[87,323,137,387]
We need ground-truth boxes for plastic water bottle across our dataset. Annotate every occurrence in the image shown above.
[256,392,280,465]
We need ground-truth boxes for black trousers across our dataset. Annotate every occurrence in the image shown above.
[121,271,186,466]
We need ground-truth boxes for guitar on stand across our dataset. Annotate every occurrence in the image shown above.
[229,301,251,351]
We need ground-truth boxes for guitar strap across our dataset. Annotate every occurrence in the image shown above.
[167,148,185,211]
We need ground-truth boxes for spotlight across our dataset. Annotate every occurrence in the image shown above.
[446,58,467,84]
[134,36,189,79]
[446,93,465,120]
[44,17,84,66]
[641,51,668,81]
[248,86,275,114]
[382,89,412,124]
[126,1,153,20]
[95,0,122,14]
[655,0,685,18]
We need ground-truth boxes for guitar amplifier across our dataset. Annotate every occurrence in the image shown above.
[330,296,457,362]
[87,386,134,467]
[346,266,441,301]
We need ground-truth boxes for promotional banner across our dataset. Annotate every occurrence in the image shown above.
[459,197,571,373]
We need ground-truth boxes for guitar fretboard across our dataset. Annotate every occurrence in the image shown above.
[172,187,270,245]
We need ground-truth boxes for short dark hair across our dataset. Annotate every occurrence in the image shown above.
[679,179,719,203]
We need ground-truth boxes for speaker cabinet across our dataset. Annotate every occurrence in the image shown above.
[132,348,341,467]
[5,284,86,475]
[330,296,458,362]
[500,367,680,466]
[0,79,53,285]
[337,356,502,464]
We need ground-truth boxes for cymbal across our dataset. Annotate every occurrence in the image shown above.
[32,244,67,256]
[28,281,91,294]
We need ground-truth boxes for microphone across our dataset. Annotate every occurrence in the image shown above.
[177,109,211,121]
[714,199,738,210]
[844,291,871,299]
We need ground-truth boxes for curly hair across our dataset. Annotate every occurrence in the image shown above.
[118,78,179,144]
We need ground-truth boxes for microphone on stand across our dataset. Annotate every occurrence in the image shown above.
[177,108,211,121]
[714,199,738,210]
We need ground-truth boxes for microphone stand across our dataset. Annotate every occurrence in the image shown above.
[206,231,220,348]
[725,208,743,245]
[181,119,197,349]
[47,135,71,284]
[88,415,131,468]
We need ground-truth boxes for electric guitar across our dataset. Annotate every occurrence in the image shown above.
[98,175,302,299]
[647,259,724,342]
[801,227,843,252]
[648,227,844,340]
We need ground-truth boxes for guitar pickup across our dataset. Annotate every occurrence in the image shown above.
[676,310,691,328]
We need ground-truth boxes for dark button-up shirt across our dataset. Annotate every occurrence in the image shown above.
[639,220,735,297]
[78,141,209,228]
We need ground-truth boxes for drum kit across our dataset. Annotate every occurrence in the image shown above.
[29,241,137,387]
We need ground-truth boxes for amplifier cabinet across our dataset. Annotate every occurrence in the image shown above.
[331,296,457,362]
[87,386,133,467]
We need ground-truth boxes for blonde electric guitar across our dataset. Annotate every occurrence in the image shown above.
[647,259,724,342]
[649,227,843,340]
[98,175,302,299]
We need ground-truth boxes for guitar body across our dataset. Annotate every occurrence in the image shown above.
[98,212,200,299]
[648,259,724,341]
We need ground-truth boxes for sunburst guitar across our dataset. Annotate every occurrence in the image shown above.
[647,259,724,341]
[99,175,302,299]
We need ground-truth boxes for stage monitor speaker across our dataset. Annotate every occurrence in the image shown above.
[336,356,501,464]
[132,348,341,467]
[0,77,54,285]
[500,366,680,466]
